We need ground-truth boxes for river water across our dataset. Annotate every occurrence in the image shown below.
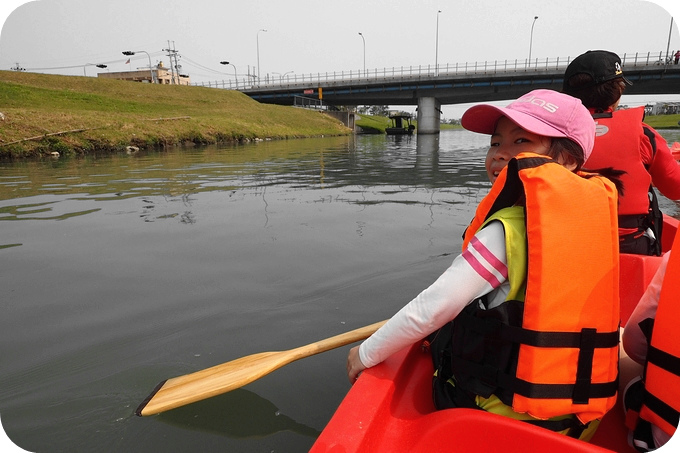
[1,130,679,453]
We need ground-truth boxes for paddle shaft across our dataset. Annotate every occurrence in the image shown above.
[136,319,387,416]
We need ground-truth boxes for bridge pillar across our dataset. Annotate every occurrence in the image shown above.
[416,97,441,134]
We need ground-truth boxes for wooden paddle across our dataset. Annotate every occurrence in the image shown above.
[135,319,387,416]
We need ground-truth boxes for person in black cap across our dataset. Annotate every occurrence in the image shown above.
[563,50,680,256]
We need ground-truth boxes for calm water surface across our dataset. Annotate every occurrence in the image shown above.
[1,130,679,453]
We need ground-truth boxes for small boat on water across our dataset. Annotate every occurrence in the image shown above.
[386,112,415,135]
[311,215,679,453]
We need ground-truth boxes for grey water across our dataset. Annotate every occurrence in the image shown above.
[1,129,679,453]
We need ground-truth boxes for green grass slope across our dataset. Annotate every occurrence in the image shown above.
[0,71,351,158]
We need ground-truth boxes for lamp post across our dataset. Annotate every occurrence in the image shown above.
[528,16,538,69]
[256,29,267,81]
[665,17,674,66]
[273,71,293,83]
[83,63,107,76]
[220,61,239,89]
[435,10,442,76]
[122,50,156,83]
[358,32,366,76]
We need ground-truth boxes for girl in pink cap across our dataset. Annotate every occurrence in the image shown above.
[347,89,624,441]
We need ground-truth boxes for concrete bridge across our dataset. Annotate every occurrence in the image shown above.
[196,52,680,134]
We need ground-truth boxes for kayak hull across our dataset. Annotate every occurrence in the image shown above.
[313,345,618,452]
[312,215,679,453]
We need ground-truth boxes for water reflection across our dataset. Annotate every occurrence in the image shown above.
[415,134,440,174]
[0,199,100,221]
[0,133,492,226]
[156,389,320,439]
[1,130,678,453]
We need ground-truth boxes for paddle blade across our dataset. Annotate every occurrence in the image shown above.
[136,351,292,416]
[135,320,387,416]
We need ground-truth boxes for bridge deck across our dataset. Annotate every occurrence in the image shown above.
[196,52,680,106]
[242,64,680,106]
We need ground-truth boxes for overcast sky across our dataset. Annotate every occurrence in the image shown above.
[1,0,679,120]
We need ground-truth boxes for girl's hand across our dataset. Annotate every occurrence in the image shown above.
[346,345,366,384]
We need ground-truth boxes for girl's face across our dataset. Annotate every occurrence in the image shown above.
[485,116,552,183]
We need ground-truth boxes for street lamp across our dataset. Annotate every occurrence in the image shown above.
[256,29,267,81]
[83,63,107,76]
[528,16,538,69]
[220,61,239,89]
[122,50,156,83]
[435,10,442,76]
[273,71,294,83]
[665,17,674,66]
[358,32,366,76]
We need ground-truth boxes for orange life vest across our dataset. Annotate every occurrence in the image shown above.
[458,153,620,424]
[639,234,680,436]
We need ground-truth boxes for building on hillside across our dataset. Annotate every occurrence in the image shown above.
[98,62,191,85]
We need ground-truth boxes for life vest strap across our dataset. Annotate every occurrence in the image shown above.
[452,355,619,401]
[521,417,589,438]
[642,388,680,432]
[434,372,590,438]
[462,310,619,349]
[454,307,619,404]
[619,214,652,229]
[647,344,680,376]
[497,369,618,402]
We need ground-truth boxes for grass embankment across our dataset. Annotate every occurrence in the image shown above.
[644,113,680,130]
[0,71,352,159]
[355,114,391,134]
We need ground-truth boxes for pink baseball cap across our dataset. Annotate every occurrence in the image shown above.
[461,89,595,161]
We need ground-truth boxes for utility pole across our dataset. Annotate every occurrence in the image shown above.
[435,10,441,76]
[163,40,179,84]
[666,17,674,65]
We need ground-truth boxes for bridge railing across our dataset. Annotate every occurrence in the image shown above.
[293,96,327,110]
[192,51,676,91]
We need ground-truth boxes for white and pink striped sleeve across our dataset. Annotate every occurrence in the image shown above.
[359,221,508,368]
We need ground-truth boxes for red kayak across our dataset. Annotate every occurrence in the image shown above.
[312,215,679,453]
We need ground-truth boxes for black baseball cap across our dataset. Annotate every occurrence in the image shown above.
[562,50,632,91]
